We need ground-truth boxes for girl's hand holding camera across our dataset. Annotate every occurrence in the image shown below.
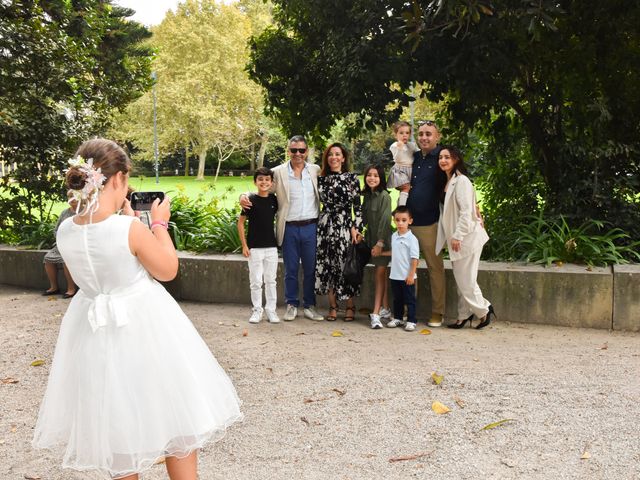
[151,196,171,224]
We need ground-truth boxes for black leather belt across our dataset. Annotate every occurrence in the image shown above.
[286,218,318,227]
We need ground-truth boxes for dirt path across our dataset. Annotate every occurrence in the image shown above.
[1,285,638,479]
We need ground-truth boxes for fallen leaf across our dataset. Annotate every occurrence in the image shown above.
[431,401,450,414]
[331,330,344,337]
[581,451,591,460]
[24,475,42,480]
[332,388,346,397]
[242,329,248,337]
[11,425,17,433]
[1,377,19,384]
[303,396,330,404]
[295,332,306,336]
[596,342,608,350]
[431,372,444,385]
[47,297,57,302]
[30,360,44,367]
[453,395,466,408]
[300,416,310,426]
[480,418,515,431]
[388,451,431,463]
[419,329,432,335]
[266,367,273,373]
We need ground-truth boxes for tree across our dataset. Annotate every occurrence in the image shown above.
[0,0,152,229]
[248,0,640,239]
[114,0,266,182]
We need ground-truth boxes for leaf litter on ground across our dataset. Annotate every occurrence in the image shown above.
[480,418,516,431]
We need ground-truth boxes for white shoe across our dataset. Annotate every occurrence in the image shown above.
[265,310,280,324]
[379,307,392,319]
[386,318,406,328]
[428,314,443,327]
[370,314,383,329]
[284,305,297,321]
[304,307,324,321]
[404,322,416,332]
[249,308,263,324]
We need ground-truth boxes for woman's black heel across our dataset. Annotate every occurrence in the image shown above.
[476,305,496,330]
[447,314,474,329]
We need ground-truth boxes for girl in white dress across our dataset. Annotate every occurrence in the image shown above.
[387,121,418,206]
[32,139,243,480]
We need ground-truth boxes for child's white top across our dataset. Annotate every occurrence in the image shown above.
[390,141,418,167]
[389,229,420,280]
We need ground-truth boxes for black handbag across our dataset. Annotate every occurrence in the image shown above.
[342,242,371,287]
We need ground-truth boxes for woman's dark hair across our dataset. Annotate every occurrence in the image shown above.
[361,164,388,194]
[439,145,468,176]
[320,142,350,176]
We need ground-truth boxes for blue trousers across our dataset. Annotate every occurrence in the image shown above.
[282,223,317,308]
[391,279,416,324]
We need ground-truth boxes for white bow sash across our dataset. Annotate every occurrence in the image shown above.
[82,281,152,333]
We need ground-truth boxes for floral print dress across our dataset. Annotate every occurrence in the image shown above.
[315,172,363,300]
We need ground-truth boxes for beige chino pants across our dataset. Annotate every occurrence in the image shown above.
[410,224,446,316]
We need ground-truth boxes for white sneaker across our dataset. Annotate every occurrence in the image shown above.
[428,314,443,327]
[265,310,280,324]
[304,307,324,321]
[379,307,392,319]
[370,314,383,329]
[404,322,416,332]
[386,318,406,328]
[284,305,297,321]
[249,308,263,324]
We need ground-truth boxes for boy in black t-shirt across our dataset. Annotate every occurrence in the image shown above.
[238,167,280,324]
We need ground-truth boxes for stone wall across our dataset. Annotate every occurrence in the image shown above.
[1,246,637,331]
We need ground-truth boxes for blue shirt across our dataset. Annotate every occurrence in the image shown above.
[390,230,420,280]
[406,146,446,226]
[286,162,318,221]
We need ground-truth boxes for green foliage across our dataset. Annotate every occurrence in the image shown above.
[491,212,640,267]
[168,187,241,253]
[0,1,153,229]
[249,0,640,250]
[17,220,58,250]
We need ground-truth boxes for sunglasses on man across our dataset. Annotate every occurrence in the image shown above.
[417,120,437,127]
[289,148,307,154]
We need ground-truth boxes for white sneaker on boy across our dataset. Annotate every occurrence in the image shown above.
[249,308,263,324]
[265,310,280,324]
[370,313,383,329]
[404,322,416,332]
[386,318,406,328]
[284,305,297,321]
[379,307,392,319]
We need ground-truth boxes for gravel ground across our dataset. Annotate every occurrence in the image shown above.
[1,284,639,480]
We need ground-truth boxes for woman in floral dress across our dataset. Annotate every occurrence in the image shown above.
[315,143,363,321]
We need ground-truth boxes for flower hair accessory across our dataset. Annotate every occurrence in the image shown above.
[66,155,107,216]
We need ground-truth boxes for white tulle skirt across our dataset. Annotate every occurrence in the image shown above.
[32,281,243,479]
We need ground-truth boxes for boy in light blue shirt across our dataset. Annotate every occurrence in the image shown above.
[386,206,420,331]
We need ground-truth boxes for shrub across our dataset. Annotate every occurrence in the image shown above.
[495,212,640,267]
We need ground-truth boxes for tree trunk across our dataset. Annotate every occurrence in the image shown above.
[250,141,256,172]
[196,149,206,180]
[257,133,268,169]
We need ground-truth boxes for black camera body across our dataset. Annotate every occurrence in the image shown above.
[130,191,165,211]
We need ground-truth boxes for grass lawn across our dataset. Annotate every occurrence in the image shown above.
[48,174,403,215]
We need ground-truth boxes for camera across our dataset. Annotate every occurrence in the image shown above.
[130,191,165,211]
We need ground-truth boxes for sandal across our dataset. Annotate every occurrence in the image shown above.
[344,305,356,322]
[327,305,338,321]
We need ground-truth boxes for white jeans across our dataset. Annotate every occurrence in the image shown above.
[248,247,278,313]
[451,248,491,320]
